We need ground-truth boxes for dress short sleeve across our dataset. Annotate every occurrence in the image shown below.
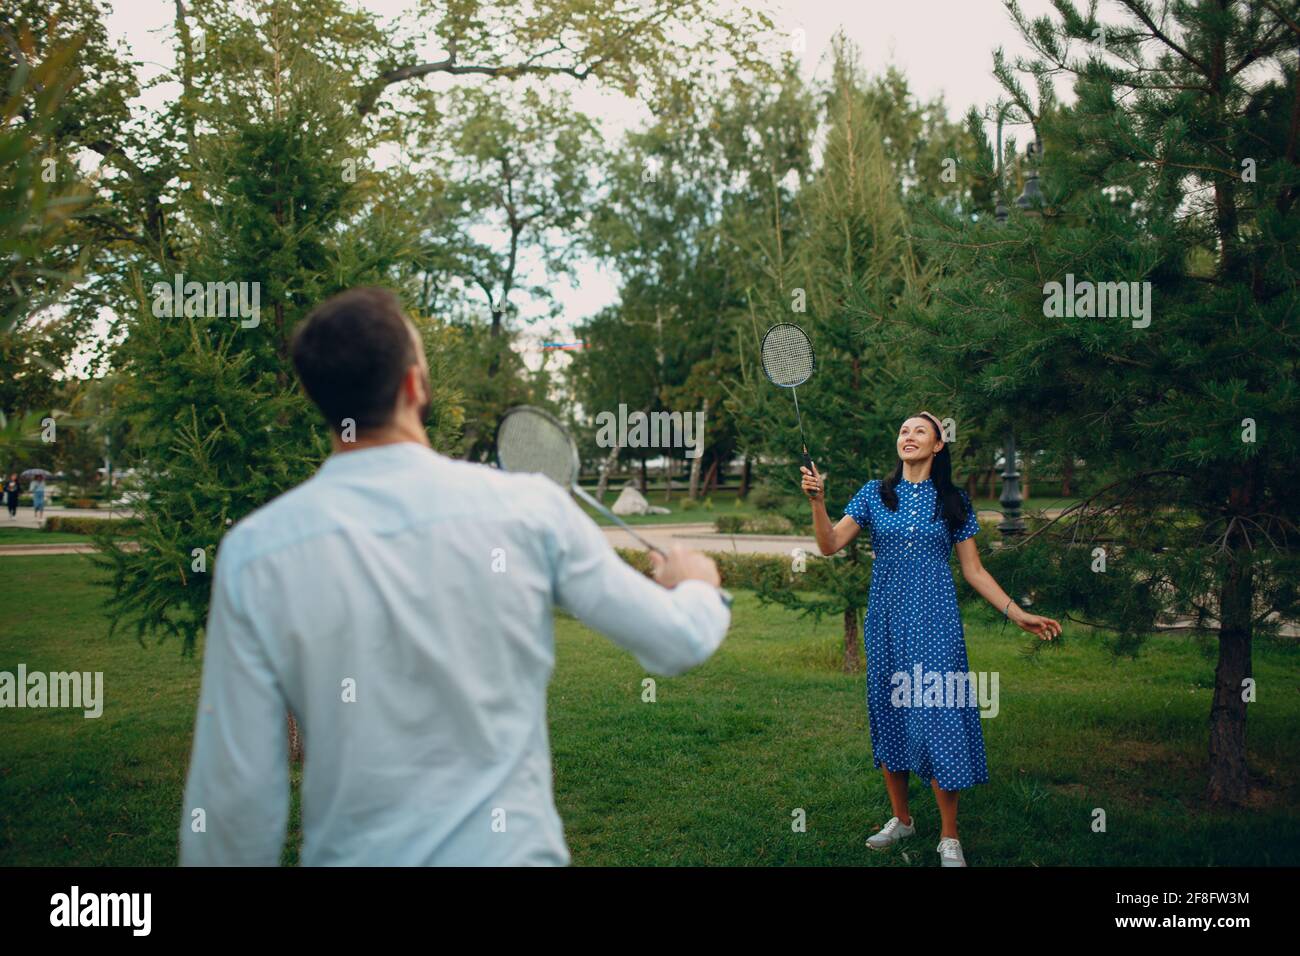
[844,480,876,530]
[951,489,980,544]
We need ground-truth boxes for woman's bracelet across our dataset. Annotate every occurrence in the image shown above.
[1002,598,1013,618]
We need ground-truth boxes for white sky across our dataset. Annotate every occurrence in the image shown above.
[90,0,1062,368]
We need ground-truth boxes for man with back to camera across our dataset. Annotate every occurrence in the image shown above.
[179,286,731,866]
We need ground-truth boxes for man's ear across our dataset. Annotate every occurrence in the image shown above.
[401,363,423,403]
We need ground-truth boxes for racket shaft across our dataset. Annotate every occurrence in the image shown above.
[573,484,735,607]
[791,387,813,468]
[573,484,665,555]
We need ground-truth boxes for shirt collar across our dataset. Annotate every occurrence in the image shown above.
[318,441,438,476]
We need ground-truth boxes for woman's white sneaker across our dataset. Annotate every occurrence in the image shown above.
[865,816,915,850]
[936,837,967,867]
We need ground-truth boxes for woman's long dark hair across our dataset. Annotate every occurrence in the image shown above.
[879,412,967,536]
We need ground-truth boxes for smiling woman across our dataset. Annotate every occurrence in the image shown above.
[800,410,1061,867]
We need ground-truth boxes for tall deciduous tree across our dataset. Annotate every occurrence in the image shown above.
[97,14,460,651]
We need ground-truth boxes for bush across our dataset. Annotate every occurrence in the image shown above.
[45,516,136,536]
[614,546,843,592]
[713,514,797,535]
[745,514,796,535]
[748,483,786,512]
[679,496,715,512]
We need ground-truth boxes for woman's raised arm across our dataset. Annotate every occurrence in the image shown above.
[801,463,862,555]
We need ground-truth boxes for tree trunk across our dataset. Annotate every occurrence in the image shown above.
[1061,455,1073,497]
[459,425,480,462]
[638,456,647,495]
[595,441,620,503]
[1206,557,1253,805]
[598,403,648,501]
[842,606,861,673]
[663,455,673,504]
[739,457,751,499]
[287,712,303,764]
[1021,458,1030,501]
[703,458,719,494]
[688,397,708,500]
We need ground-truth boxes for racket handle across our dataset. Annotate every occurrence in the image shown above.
[802,449,814,472]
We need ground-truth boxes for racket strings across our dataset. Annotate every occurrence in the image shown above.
[761,325,814,387]
[495,410,577,487]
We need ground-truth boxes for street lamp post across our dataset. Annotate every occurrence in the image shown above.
[993,135,1043,537]
[998,425,1025,535]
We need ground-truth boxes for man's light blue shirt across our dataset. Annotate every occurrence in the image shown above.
[179,441,730,866]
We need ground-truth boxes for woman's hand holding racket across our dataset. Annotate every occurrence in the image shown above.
[800,462,824,501]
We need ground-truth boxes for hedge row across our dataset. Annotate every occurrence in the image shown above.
[44,516,136,535]
[713,514,798,535]
[14,496,102,508]
[614,546,844,592]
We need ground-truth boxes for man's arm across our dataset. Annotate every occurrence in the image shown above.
[545,483,730,677]
[179,554,290,865]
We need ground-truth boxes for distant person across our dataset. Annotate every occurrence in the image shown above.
[3,474,18,519]
[179,286,732,866]
[31,474,46,522]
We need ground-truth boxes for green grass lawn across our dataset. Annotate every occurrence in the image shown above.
[0,528,92,545]
[1,554,1296,866]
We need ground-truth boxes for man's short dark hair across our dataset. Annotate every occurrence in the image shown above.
[291,287,418,432]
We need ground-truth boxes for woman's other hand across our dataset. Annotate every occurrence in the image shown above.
[1012,608,1062,641]
[800,462,824,501]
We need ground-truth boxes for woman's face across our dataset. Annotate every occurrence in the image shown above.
[897,417,942,464]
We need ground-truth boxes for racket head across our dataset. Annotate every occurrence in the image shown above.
[494,405,581,488]
[760,323,815,388]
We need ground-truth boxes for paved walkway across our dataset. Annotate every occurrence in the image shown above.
[1,506,132,530]
[597,509,1033,555]
[4,513,1292,637]
[0,542,105,556]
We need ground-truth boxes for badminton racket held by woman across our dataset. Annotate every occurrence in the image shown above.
[760,323,817,473]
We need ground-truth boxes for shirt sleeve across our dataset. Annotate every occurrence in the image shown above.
[179,549,290,866]
[843,480,875,530]
[951,489,980,544]
[544,480,730,678]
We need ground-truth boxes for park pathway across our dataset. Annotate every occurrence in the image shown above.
[3,511,1293,637]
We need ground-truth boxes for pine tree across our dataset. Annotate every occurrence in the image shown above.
[901,0,1300,806]
[97,34,461,654]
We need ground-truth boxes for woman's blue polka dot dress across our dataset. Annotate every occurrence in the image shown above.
[843,477,989,791]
